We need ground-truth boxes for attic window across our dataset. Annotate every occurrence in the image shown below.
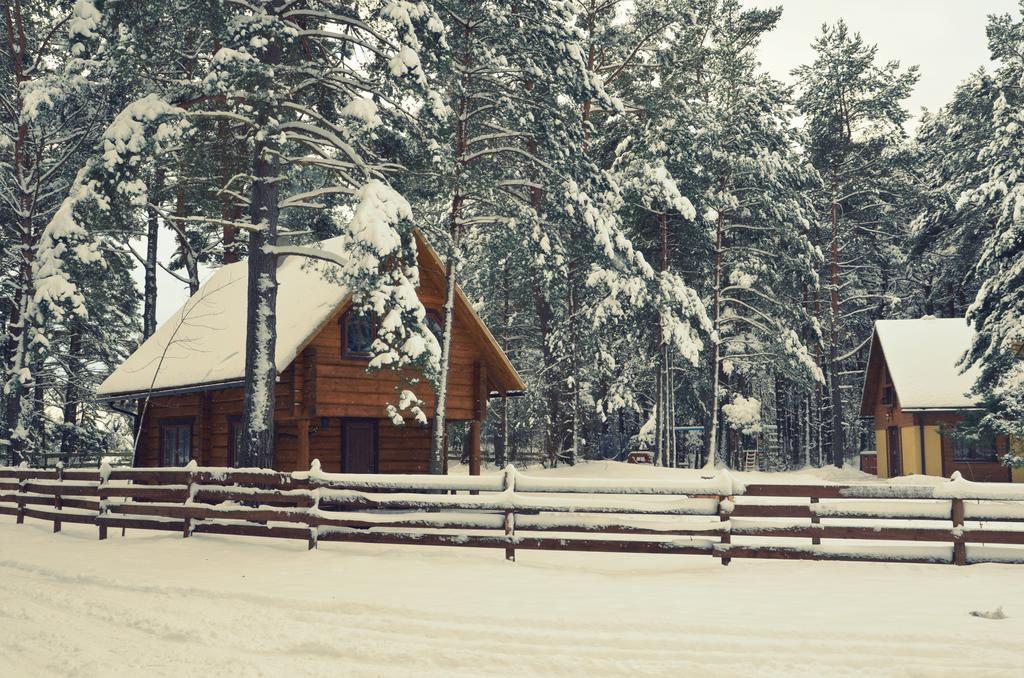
[881,369,895,407]
[426,310,444,344]
[342,311,375,360]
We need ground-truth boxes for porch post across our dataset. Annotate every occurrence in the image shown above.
[470,361,487,477]
[469,420,481,476]
[297,419,311,472]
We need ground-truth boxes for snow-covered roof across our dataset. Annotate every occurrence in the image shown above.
[97,239,350,397]
[97,234,526,399]
[863,318,982,412]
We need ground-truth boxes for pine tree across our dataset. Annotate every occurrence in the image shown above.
[907,72,998,319]
[794,20,918,467]
[961,7,1024,462]
[0,0,119,463]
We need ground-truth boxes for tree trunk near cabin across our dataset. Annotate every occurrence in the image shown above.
[239,31,283,470]
[429,9,474,474]
[430,248,458,475]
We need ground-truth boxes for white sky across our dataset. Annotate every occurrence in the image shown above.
[742,0,1021,125]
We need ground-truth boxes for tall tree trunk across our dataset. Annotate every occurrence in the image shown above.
[239,26,283,470]
[431,245,458,474]
[654,345,664,467]
[828,182,844,468]
[494,258,511,469]
[218,109,240,264]
[59,329,83,464]
[175,185,200,296]
[1,0,35,464]
[655,212,670,466]
[430,8,474,473]
[143,169,164,339]
[703,209,724,471]
[534,286,560,466]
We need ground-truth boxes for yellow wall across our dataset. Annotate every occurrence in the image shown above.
[875,426,1024,483]
[900,426,922,476]
[923,425,943,476]
[875,428,888,479]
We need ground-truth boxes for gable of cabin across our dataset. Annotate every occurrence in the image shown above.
[133,238,515,474]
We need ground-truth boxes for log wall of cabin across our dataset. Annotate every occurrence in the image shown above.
[309,319,481,421]
[308,262,485,421]
[136,355,437,474]
[135,243,491,473]
[136,366,297,468]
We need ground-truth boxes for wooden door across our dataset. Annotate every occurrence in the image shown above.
[343,419,378,473]
[886,426,902,478]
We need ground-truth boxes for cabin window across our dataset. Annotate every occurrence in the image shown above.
[341,311,375,359]
[881,377,895,406]
[426,310,444,344]
[952,431,1000,463]
[228,416,244,467]
[160,419,193,467]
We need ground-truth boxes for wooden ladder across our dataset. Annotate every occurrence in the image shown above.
[743,448,758,472]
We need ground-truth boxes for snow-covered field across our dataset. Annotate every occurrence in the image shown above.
[3,516,1022,678]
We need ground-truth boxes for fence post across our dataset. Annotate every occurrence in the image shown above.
[718,495,733,566]
[53,462,64,533]
[182,464,194,539]
[951,497,966,566]
[97,461,109,540]
[810,496,820,545]
[503,465,516,562]
[15,462,26,525]
[307,476,320,551]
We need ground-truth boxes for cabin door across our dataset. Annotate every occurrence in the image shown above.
[342,419,378,473]
[886,426,902,478]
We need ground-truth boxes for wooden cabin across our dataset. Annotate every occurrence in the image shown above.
[95,234,525,474]
[860,318,1023,483]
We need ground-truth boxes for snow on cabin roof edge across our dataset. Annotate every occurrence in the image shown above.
[869,317,982,412]
[96,243,350,398]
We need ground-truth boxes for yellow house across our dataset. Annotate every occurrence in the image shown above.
[859,318,1024,483]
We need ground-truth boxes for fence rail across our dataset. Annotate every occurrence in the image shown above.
[2,462,1024,566]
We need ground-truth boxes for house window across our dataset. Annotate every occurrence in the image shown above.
[342,311,375,359]
[880,370,895,407]
[160,419,193,467]
[952,432,1000,462]
[228,416,244,467]
[426,310,444,344]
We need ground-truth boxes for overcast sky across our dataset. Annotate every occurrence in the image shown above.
[742,0,1021,125]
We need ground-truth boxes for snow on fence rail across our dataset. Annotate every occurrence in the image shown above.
[2,463,1024,565]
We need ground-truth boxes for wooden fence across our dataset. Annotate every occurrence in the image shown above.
[2,463,1024,566]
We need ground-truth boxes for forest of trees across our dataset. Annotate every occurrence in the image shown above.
[2,0,1024,472]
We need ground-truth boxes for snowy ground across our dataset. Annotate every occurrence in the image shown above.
[3,517,1023,677]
